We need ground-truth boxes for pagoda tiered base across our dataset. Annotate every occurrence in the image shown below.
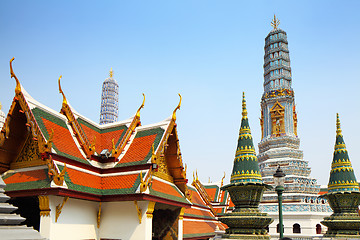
[321,192,360,238]
[219,183,273,240]
[219,209,272,239]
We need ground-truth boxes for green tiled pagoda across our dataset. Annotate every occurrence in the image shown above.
[321,113,360,238]
[231,92,262,184]
[219,92,273,240]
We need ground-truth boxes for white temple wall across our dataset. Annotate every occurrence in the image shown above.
[43,196,99,240]
[267,212,328,238]
[99,201,151,240]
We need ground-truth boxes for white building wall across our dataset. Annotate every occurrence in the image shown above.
[43,196,99,240]
[268,212,328,239]
[99,201,151,240]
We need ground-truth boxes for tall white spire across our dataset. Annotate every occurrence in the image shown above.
[99,68,119,125]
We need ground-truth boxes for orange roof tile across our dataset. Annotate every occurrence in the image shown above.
[67,168,101,189]
[189,188,207,206]
[204,187,217,202]
[102,174,139,190]
[4,169,47,184]
[80,123,125,152]
[185,207,213,219]
[66,168,139,190]
[151,179,183,198]
[42,118,84,159]
[120,134,157,163]
[183,220,218,235]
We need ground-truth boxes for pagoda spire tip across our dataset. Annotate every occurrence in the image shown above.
[271,14,280,29]
[109,67,114,78]
[242,92,247,118]
[336,113,342,136]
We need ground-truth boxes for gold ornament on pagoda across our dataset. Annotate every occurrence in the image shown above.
[270,101,285,137]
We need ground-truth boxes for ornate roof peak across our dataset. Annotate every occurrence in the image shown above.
[270,14,280,30]
[109,67,114,78]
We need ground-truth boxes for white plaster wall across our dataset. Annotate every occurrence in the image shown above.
[99,201,150,240]
[45,196,99,240]
[268,212,328,238]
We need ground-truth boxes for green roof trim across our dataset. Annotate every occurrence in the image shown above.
[31,107,90,165]
[183,232,215,239]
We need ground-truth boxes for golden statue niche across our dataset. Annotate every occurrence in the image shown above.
[270,101,285,137]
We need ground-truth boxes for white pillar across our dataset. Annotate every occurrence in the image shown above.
[39,215,51,239]
[178,207,185,240]
[145,201,156,240]
[38,195,51,239]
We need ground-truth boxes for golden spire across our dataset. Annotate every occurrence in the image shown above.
[242,92,248,118]
[336,113,342,136]
[0,102,2,111]
[271,14,280,29]
[135,93,145,118]
[109,68,114,78]
[58,75,67,105]
[10,57,21,94]
[172,93,182,121]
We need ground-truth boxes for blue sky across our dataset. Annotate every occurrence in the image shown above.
[1,1,359,185]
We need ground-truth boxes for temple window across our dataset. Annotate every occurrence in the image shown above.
[293,223,301,233]
[316,224,322,234]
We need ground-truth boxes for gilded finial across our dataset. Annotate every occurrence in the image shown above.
[109,68,114,78]
[242,92,248,118]
[135,93,145,118]
[0,102,2,111]
[195,169,198,181]
[172,93,182,121]
[271,14,280,29]
[58,76,67,105]
[336,113,342,136]
[221,172,226,187]
[10,57,21,94]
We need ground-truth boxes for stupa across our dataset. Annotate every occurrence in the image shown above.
[219,93,272,239]
[320,114,360,238]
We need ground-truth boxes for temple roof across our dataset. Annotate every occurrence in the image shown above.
[229,92,262,184]
[0,58,188,207]
[327,113,359,193]
[183,184,226,239]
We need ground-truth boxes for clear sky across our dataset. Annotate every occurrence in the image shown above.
[1,1,359,186]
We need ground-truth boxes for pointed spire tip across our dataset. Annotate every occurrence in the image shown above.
[242,92,248,118]
[336,113,342,136]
